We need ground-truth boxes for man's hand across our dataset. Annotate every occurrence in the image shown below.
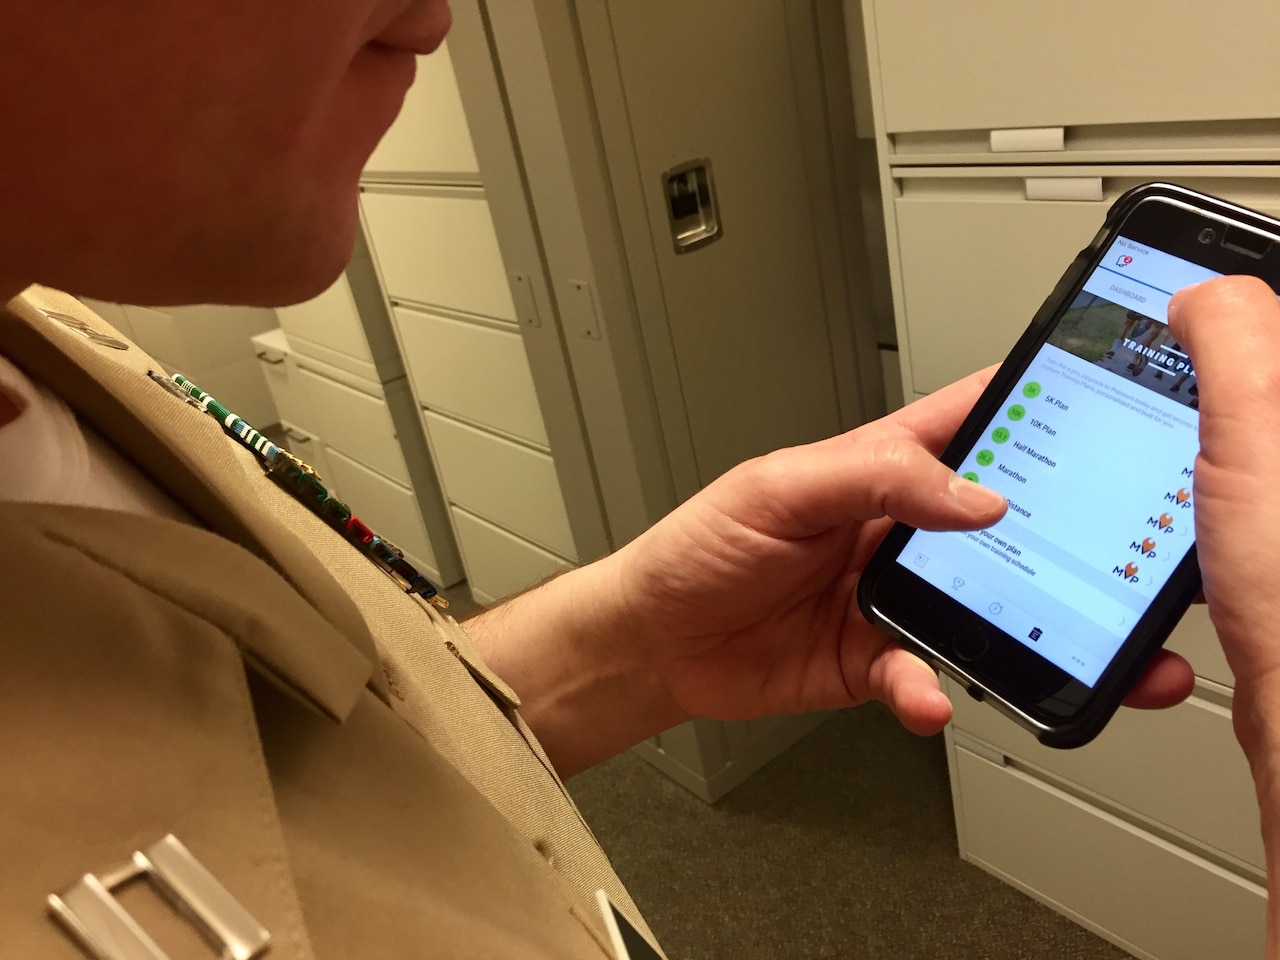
[468,366,1193,777]
[1169,277,1280,751]
[612,367,1193,737]
[1168,273,1280,960]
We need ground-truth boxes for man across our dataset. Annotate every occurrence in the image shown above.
[0,1,1275,957]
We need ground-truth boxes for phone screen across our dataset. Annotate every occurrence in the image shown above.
[896,236,1217,686]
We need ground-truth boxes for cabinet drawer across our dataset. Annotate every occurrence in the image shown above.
[395,306,548,447]
[453,507,571,603]
[425,412,576,560]
[948,678,1260,871]
[176,354,278,432]
[295,364,409,485]
[361,188,516,322]
[871,0,1280,135]
[895,171,1280,394]
[323,446,438,573]
[954,746,1264,960]
[276,273,374,366]
[363,43,479,179]
[279,422,334,493]
[252,330,309,429]
[122,303,277,372]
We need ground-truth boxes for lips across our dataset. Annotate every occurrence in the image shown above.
[365,40,419,89]
[371,0,451,56]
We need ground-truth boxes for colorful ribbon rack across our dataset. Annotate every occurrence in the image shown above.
[157,372,446,607]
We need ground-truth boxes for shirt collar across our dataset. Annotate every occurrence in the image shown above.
[0,288,384,719]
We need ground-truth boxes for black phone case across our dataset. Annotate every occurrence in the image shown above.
[857,181,1268,748]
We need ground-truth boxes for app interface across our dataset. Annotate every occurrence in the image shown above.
[899,237,1218,685]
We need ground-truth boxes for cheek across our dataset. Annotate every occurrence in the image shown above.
[264,43,417,191]
[0,0,405,304]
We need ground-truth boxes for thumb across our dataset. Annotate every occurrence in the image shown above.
[1166,274,1280,652]
[1168,275,1280,477]
[724,436,1007,539]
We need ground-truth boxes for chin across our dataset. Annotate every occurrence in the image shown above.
[208,194,364,308]
[85,195,363,309]
[235,235,358,309]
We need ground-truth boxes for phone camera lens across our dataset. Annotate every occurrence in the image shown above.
[1198,227,1218,245]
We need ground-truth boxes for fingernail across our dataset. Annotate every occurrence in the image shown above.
[949,474,1006,513]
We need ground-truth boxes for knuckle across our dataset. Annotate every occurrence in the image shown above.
[741,448,793,490]
[864,437,916,474]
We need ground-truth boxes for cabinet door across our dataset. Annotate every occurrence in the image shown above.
[251,331,297,421]
[600,0,847,485]
[950,680,1262,872]
[954,747,1265,960]
[394,305,549,448]
[361,188,517,323]
[425,411,576,560]
[870,0,1280,135]
[452,507,570,603]
[323,447,440,575]
[295,364,409,485]
[893,171,1280,394]
[279,423,335,493]
[276,274,374,366]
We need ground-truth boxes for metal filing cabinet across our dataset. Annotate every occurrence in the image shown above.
[254,259,463,589]
[851,1,1279,954]
[359,38,577,605]
[352,0,892,799]
[82,299,278,427]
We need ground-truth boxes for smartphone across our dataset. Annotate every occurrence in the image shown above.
[857,182,1280,748]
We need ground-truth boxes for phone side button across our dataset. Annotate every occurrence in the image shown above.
[952,625,990,663]
[965,684,985,703]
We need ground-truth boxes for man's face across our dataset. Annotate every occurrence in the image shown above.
[0,0,450,306]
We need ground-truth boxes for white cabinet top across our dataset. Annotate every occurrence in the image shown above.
[870,0,1280,134]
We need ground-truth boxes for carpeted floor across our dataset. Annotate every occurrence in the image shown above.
[568,704,1130,960]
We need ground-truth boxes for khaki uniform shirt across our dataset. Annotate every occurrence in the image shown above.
[0,288,658,959]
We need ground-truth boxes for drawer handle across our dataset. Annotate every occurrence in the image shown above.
[283,428,313,444]
[255,350,285,365]
[1024,177,1104,202]
[990,126,1065,153]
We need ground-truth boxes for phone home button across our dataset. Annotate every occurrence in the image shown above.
[952,625,990,663]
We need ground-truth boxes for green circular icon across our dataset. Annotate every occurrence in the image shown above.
[992,426,1011,444]
[1007,404,1026,421]
[1022,381,1042,399]
[961,471,981,483]
[976,449,995,466]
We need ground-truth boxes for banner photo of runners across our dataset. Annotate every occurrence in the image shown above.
[1046,290,1199,410]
